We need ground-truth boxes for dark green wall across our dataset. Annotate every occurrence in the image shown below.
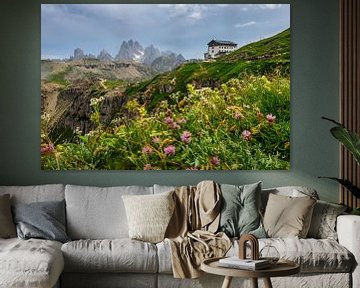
[0,0,340,202]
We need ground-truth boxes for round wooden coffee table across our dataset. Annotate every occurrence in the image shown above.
[201,257,300,288]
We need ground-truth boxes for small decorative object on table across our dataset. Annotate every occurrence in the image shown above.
[218,234,272,270]
[238,234,260,260]
[201,234,300,288]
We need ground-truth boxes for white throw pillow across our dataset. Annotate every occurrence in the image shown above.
[122,191,175,243]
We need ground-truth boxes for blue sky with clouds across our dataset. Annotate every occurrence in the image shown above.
[41,4,290,60]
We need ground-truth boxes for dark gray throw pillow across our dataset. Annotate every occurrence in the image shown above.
[12,200,70,243]
[218,182,266,238]
[0,194,17,238]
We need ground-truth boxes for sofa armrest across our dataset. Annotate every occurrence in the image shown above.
[337,215,360,288]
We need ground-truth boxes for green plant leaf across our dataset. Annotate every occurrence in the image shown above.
[322,117,360,165]
[330,127,360,165]
[319,176,360,198]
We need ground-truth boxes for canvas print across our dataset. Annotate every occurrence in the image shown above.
[41,4,290,170]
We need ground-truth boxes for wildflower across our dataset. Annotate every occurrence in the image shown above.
[164,145,176,156]
[177,117,187,124]
[210,156,220,166]
[41,143,54,155]
[143,164,153,170]
[152,137,161,143]
[242,130,252,141]
[266,114,276,124]
[180,131,192,144]
[164,117,174,125]
[90,96,105,107]
[186,166,200,170]
[256,112,263,120]
[164,117,180,129]
[41,113,50,121]
[233,112,244,120]
[74,127,82,135]
[142,146,153,155]
[169,122,180,129]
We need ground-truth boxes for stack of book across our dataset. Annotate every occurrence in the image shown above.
[218,257,271,270]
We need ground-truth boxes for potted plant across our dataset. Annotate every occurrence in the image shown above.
[320,117,360,215]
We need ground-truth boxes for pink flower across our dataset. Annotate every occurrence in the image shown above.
[142,146,153,155]
[164,145,176,156]
[233,112,243,120]
[169,122,180,129]
[41,143,54,155]
[266,114,276,124]
[180,131,192,144]
[164,117,180,129]
[164,117,174,124]
[210,156,220,166]
[242,130,252,141]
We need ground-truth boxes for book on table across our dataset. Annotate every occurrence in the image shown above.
[218,257,271,270]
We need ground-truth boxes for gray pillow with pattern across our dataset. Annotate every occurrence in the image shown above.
[307,200,347,240]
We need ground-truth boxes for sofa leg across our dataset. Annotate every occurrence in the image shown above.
[221,276,232,288]
[263,277,273,288]
[251,278,258,288]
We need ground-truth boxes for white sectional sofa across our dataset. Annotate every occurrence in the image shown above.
[0,184,359,288]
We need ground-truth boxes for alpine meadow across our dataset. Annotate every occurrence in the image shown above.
[41,4,290,170]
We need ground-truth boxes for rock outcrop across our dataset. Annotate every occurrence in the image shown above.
[98,49,113,61]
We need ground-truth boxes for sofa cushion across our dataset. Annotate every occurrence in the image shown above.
[65,185,153,239]
[307,200,347,240]
[263,193,316,238]
[0,194,16,238]
[122,191,175,243]
[218,182,266,238]
[261,238,354,273]
[12,200,70,243]
[0,238,64,288]
[0,184,65,204]
[61,239,158,273]
[158,237,353,274]
[234,238,353,273]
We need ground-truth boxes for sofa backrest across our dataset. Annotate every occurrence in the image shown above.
[65,184,153,240]
[0,184,65,204]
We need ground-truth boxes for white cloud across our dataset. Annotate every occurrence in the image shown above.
[216,4,229,8]
[259,4,282,10]
[235,21,256,28]
[159,4,208,21]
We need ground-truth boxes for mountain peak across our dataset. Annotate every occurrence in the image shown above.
[98,49,113,61]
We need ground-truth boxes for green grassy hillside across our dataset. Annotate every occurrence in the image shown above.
[221,28,290,62]
[125,28,290,110]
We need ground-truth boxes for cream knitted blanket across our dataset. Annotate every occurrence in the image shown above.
[165,181,231,278]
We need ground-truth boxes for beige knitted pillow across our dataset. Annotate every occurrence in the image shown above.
[122,191,175,243]
[263,193,316,238]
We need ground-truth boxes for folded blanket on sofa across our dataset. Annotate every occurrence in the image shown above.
[165,181,231,278]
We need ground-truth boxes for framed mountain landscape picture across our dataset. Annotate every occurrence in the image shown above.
[41,4,290,170]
